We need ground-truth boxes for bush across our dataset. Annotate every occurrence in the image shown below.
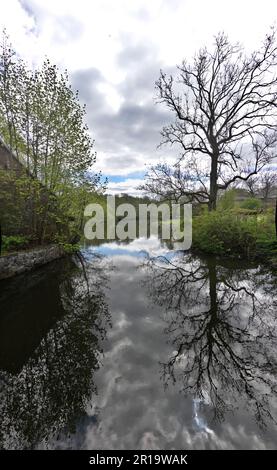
[240,198,262,210]
[218,189,236,211]
[59,242,80,254]
[192,210,274,258]
[2,235,29,253]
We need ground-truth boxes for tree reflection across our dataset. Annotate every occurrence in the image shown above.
[143,254,277,427]
[0,253,111,449]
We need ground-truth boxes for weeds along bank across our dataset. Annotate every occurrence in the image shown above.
[192,207,276,263]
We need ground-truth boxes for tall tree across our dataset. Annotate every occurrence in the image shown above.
[0,31,100,242]
[145,30,277,210]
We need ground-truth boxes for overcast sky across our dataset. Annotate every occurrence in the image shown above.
[1,0,277,195]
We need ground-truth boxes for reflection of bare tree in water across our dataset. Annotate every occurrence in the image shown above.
[0,253,111,449]
[143,254,277,426]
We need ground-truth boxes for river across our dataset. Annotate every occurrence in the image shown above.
[0,237,276,449]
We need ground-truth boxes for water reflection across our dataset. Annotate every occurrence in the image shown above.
[0,254,110,449]
[143,254,277,428]
[0,238,276,450]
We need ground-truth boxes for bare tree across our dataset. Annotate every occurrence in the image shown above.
[145,30,277,209]
[244,174,259,197]
[259,170,277,202]
[142,161,210,203]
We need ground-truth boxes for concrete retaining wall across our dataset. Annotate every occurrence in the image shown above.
[0,245,65,281]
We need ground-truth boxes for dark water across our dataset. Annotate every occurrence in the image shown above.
[0,237,276,450]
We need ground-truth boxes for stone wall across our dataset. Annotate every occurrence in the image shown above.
[0,245,65,281]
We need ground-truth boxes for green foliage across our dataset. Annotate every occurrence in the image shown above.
[2,235,29,253]
[192,210,275,258]
[240,198,262,210]
[0,33,96,190]
[0,31,102,246]
[218,189,236,211]
[59,242,80,254]
[0,169,62,242]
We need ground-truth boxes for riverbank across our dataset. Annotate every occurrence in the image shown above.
[0,244,66,281]
[191,209,276,263]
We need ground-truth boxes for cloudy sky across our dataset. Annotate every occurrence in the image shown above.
[1,0,277,195]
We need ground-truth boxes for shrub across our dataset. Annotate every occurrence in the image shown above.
[218,189,236,211]
[192,211,274,258]
[59,242,80,254]
[240,198,262,210]
[2,235,29,253]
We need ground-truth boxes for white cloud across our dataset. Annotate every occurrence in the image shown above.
[106,178,144,196]
[1,0,277,193]
[4,0,274,69]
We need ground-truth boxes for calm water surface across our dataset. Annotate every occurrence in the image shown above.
[0,237,276,449]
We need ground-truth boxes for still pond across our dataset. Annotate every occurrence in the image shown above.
[0,237,276,449]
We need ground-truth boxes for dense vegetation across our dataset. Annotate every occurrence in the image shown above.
[192,202,276,260]
[0,32,104,253]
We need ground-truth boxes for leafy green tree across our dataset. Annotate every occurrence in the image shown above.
[0,30,101,244]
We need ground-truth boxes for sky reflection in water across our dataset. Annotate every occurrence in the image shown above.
[0,237,276,449]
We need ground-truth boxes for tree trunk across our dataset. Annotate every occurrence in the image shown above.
[208,156,218,211]
[275,199,277,237]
